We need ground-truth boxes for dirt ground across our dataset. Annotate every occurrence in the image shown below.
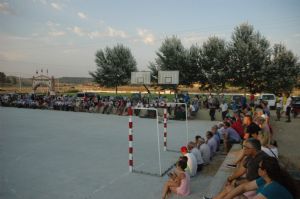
[270,112,300,170]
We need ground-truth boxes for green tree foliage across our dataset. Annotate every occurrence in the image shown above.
[90,44,137,94]
[264,44,299,93]
[0,72,6,84]
[186,44,204,85]
[152,36,192,86]
[228,23,271,93]
[200,36,229,92]
[0,72,15,85]
[148,61,159,83]
[12,76,17,85]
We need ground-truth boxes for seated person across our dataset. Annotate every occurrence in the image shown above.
[255,116,272,145]
[222,122,241,153]
[187,141,204,172]
[162,159,190,199]
[231,111,245,139]
[206,131,217,158]
[243,115,261,139]
[196,136,211,165]
[175,105,186,120]
[189,104,197,118]
[211,125,221,150]
[226,138,268,186]
[203,156,297,199]
[180,146,197,177]
[260,139,279,159]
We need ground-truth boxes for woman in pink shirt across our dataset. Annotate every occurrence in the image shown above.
[162,159,190,199]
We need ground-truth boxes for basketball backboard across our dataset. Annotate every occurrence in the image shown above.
[131,71,151,85]
[158,71,179,85]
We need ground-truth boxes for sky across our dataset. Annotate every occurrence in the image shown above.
[0,0,300,78]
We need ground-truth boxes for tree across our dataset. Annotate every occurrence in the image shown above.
[228,23,271,93]
[90,44,137,94]
[186,44,204,85]
[148,61,159,83]
[0,72,6,85]
[200,36,229,92]
[11,76,17,85]
[153,36,192,86]
[264,44,299,93]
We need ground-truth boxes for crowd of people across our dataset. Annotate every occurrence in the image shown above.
[1,92,297,198]
[0,92,295,124]
[161,104,298,199]
[0,93,208,120]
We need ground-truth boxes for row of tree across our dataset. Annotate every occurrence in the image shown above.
[0,72,17,86]
[90,23,300,94]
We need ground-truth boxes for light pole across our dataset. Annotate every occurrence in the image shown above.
[19,74,22,92]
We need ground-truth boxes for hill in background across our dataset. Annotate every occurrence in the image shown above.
[58,77,92,84]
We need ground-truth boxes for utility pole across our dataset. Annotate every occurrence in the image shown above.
[57,78,60,93]
[19,74,22,92]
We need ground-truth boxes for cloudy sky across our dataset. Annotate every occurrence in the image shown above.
[0,0,299,78]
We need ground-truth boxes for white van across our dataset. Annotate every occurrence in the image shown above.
[76,92,96,101]
[256,93,276,109]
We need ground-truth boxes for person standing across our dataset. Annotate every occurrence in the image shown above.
[275,93,283,121]
[220,100,229,121]
[285,93,292,122]
[209,95,219,121]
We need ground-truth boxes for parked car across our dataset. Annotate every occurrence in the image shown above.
[76,92,96,101]
[255,93,276,109]
[291,96,300,118]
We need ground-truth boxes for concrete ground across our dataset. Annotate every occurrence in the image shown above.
[0,107,222,199]
[1,107,298,199]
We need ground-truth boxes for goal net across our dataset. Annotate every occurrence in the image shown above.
[164,102,189,153]
[129,107,178,177]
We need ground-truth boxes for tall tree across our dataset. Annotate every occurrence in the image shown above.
[228,23,271,93]
[0,72,6,85]
[90,44,137,94]
[200,36,229,92]
[186,44,204,85]
[153,36,191,86]
[148,61,159,83]
[264,44,299,93]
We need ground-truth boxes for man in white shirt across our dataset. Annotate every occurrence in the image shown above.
[220,101,229,121]
[285,93,292,122]
[188,141,204,172]
[180,146,197,177]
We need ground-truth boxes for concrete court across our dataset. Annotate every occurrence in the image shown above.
[0,107,217,199]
